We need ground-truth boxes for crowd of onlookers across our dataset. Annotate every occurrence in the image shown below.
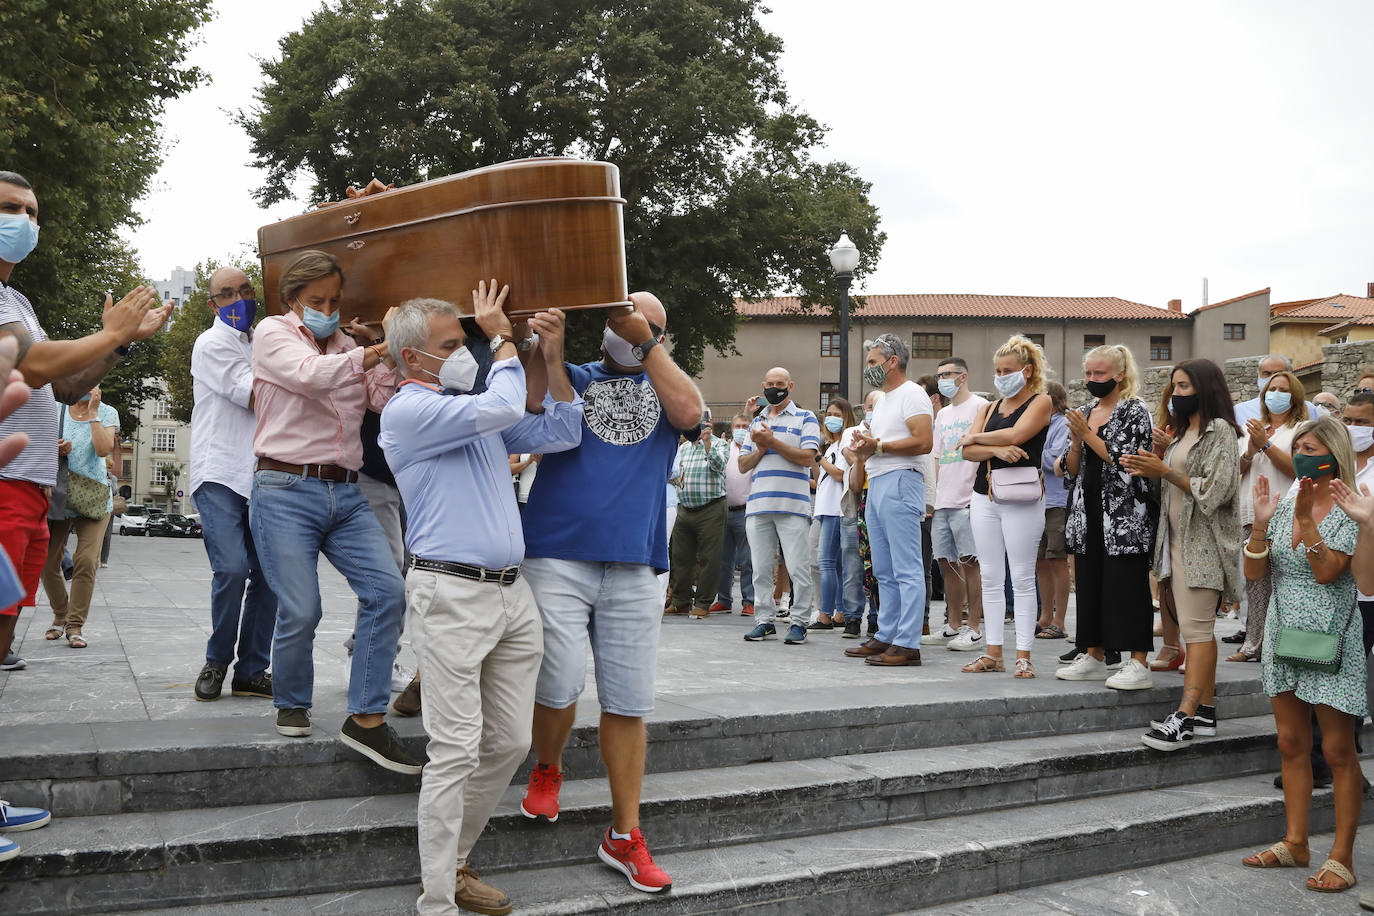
[665,341,1374,895]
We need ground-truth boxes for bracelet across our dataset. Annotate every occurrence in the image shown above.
[1304,539,1326,555]
[1242,543,1270,560]
[1260,441,1272,451]
[366,345,382,363]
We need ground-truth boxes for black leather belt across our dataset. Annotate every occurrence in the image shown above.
[410,556,519,585]
[728,504,746,511]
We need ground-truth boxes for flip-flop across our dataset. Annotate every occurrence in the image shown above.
[44,626,63,640]
[1243,840,1308,869]
[1308,858,1357,893]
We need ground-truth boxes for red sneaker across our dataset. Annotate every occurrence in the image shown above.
[740,604,754,616]
[519,763,562,822]
[707,601,731,614]
[597,826,672,893]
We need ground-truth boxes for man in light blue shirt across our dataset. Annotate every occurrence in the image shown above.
[739,366,821,644]
[379,288,582,916]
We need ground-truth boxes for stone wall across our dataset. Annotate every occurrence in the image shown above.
[1320,339,1374,400]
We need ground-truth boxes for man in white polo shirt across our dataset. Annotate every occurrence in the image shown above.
[845,334,934,667]
[739,367,820,645]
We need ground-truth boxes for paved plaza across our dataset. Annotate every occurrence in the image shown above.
[3,536,1374,915]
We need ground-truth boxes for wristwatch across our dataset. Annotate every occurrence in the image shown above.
[875,440,885,456]
[489,334,507,352]
[631,336,660,363]
[516,333,537,352]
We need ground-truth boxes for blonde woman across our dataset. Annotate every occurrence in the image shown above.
[1057,345,1156,689]
[1235,370,1308,662]
[958,336,1053,678]
[1240,414,1362,893]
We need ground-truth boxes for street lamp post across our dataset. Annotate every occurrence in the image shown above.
[828,232,860,401]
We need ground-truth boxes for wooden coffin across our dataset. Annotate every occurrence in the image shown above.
[257,157,630,323]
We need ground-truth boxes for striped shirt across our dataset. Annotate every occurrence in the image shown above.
[674,435,728,508]
[0,282,60,487]
[741,402,820,518]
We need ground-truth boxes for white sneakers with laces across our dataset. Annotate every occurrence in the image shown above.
[1104,658,1153,690]
[1055,653,1108,681]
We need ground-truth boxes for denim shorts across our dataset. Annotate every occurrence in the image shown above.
[522,557,662,717]
[930,507,977,562]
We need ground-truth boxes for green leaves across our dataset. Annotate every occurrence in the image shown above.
[242,0,883,376]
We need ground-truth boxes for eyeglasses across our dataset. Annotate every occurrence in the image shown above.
[1357,388,1374,395]
[936,370,963,379]
[211,285,256,302]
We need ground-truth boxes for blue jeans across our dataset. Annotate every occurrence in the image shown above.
[195,482,276,679]
[864,469,926,649]
[715,507,754,606]
[817,515,863,621]
[249,471,405,715]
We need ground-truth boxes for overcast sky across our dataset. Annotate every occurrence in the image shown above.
[130,0,1374,311]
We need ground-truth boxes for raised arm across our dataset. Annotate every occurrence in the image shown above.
[606,307,703,430]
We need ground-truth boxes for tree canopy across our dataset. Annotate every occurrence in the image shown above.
[241,0,884,374]
[0,0,211,430]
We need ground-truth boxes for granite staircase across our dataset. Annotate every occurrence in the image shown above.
[0,668,1354,915]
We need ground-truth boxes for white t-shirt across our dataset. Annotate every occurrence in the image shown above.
[865,380,934,480]
[515,454,538,503]
[1240,424,1298,527]
[814,426,857,518]
[932,394,988,510]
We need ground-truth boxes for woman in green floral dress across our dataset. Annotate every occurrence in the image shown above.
[1241,414,1363,894]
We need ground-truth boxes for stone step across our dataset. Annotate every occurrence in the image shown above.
[0,717,1291,915]
[106,772,1365,916]
[0,675,1272,818]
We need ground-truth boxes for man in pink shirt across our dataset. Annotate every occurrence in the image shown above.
[928,356,987,650]
[249,248,419,774]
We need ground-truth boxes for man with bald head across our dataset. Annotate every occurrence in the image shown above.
[739,366,821,644]
[188,266,277,702]
[517,292,704,893]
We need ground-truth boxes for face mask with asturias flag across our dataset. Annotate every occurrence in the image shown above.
[217,297,257,331]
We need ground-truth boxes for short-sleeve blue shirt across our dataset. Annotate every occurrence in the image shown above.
[522,361,682,572]
[739,401,820,519]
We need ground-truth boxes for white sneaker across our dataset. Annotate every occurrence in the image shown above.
[391,662,415,693]
[924,624,962,646]
[1105,658,1154,691]
[947,627,985,651]
[1055,653,1108,681]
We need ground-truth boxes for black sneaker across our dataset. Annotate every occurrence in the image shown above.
[340,718,423,775]
[807,619,834,630]
[1141,711,1193,751]
[1059,647,1082,664]
[1152,704,1217,737]
[276,707,312,737]
[842,619,861,639]
[1105,650,1122,669]
[866,619,878,637]
[231,672,273,699]
[195,663,227,701]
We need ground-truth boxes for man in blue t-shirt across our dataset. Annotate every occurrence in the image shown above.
[518,291,704,894]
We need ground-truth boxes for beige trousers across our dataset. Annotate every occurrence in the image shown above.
[411,568,543,916]
[40,513,110,633]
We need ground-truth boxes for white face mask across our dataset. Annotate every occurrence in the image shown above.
[414,346,480,393]
[1349,425,1374,453]
[602,326,663,369]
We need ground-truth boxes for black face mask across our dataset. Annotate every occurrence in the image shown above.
[683,425,703,442]
[1086,378,1118,398]
[763,386,788,406]
[1171,393,1199,422]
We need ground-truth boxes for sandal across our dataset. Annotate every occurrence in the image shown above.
[1225,651,1252,663]
[1308,858,1357,893]
[44,626,63,640]
[66,632,87,649]
[1034,625,1066,640]
[1014,658,1035,679]
[1243,840,1309,869]
[961,655,1004,673]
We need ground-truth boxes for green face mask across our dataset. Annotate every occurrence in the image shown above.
[1292,452,1336,481]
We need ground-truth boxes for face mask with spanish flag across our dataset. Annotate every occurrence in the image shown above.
[1292,452,1335,481]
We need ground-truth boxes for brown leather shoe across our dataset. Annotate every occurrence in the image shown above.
[844,638,891,658]
[391,675,421,717]
[456,864,512,915]
[663,605,690,616]
[865,645,922,667]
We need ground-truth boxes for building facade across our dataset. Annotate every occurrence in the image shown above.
[695,290,1270,418]
[1270,289,1374,367]
[153,266,198,310]
[118,382,193,515]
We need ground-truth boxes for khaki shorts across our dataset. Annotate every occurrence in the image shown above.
[1038,506,1068,559]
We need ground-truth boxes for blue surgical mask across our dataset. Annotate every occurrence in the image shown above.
[824,416,844,434]
[937,378,959,399]
[863,411,874,425]
[1264,390,1292,414]
[217,298,257,332]
[0,212,39,264]
[993,370,1027,398]
[297,301,339,339]
[732,428,747,445]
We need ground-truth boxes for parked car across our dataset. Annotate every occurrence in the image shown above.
[115,506,166,536]
[159,514,203,538]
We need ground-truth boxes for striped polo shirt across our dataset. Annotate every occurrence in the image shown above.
[0,282,59,488]
[740,401,820,519]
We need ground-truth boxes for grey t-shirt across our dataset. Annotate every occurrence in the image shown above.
[0,282,59,487]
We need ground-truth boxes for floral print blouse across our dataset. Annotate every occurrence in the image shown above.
[1064,397,1156,556]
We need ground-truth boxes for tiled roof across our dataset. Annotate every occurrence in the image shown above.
[1318,314,1374,335]
[736,294,1189,321]
[1193,288,1269,313]
[1270,297,1324,316]
[1271,295,1374,322]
